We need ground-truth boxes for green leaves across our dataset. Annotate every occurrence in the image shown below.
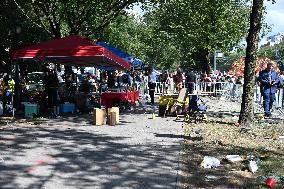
[140,0,250,71]
[0,0,257,72]
[258,40,284,64]
[10,0,140,38]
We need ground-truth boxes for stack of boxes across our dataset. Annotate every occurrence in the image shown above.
[93,107,119,126]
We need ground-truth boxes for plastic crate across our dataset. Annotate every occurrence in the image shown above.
[25,103,39,118]
[60,103,75,113]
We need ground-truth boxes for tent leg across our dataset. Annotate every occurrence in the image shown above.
[14,59,20,114]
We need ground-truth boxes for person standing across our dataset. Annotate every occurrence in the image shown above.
[185,70,197,94]
[258,62,279,118]
[278,71,284,87]
[168,74,174,94]
[174,69,184,92]
[43,68,59,111]
[107,71,116,88]
[165,73,171,94]
[148,67,157,105]
[277,71,284,108]
[160,71,168,95]
[201,73,212,92]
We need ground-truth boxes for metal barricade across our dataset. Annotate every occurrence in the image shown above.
[195,82,240,99]
[156,81,284,111]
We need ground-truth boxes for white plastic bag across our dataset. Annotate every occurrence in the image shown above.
[201,156,220,169]
[226,155,243,163]
[248,160,258,173]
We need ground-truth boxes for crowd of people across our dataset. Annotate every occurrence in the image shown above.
[0,66,247,115]
[154,69,245,95]
[1,62,284,118]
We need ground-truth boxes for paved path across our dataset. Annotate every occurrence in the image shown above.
[0,109,184,189]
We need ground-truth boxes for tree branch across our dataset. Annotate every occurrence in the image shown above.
[93,0,137,33]
[13,0,51,34]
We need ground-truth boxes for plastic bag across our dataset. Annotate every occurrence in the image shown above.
[201,156,220,169]
[226,155,243,163]
[248,160,258,173]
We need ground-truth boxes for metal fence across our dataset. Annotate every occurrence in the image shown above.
[195,82,243,100]
[197,82,283,105]
[153,81,284,110]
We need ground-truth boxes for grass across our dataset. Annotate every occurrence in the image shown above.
[181,116,284,189]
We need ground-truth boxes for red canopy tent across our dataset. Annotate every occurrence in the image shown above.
[11,35,131,70]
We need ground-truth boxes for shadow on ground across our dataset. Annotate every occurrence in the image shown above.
[0,120,181,189]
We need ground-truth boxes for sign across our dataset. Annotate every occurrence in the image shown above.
[216,52,223,58]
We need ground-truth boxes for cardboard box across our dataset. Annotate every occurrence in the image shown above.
[107,107,119,124]
[93,108,106,125]
[108,112,117,126]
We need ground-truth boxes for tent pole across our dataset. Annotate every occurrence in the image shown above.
[14,59,20,115]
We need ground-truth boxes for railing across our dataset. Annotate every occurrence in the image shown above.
[195,82,243,99]
[200,82,284,109]
[151,81,284,109]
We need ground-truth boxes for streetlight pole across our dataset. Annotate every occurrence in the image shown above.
[213,51,217,73]
[213,50,224,73]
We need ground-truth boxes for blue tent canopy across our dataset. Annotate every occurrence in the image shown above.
[96,42,145,68]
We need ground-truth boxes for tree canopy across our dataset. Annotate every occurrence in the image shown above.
[142,0,250,72]
[0,0,271,74]
[11,0,143,38]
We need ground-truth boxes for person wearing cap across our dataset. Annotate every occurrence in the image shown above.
[258,62,279,118]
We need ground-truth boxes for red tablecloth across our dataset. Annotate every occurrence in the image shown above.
[101,91,139,108]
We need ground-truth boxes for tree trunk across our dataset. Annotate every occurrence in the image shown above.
[239,0,264,127]
[199,49,211,74]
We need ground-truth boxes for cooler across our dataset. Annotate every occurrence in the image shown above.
[60,103,75,113]
[25,103,39,118]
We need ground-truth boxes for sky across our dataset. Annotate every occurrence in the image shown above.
[263,0,284,42]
